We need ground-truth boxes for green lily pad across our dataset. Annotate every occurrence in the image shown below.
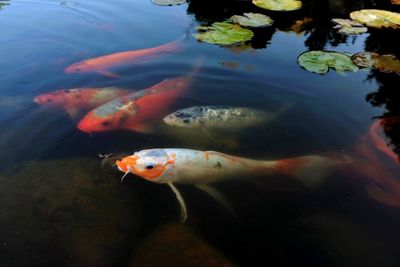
[193,22,254,45]
[352,52,400,75]
[332,19,368,35]
[252,0,302,11]
[229,13,273,28]
[350,9,400,29]
[298,51,359,74]
[151,0,186,6]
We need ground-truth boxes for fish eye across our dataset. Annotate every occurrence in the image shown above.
[183,119,190,123]
[146,164,155,170]
[46,99,53,102]
[102,121,111,126]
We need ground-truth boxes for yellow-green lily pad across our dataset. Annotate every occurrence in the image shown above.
[352,52,400,75]
[229,13,273,28]
[193,22,254,45]
[298,51,359,74]
[151,0,186,6]
[252,0,302,11]
[350,9,400,29]
[332,19,368,35]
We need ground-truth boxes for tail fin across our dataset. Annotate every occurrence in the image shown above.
[273,154,351,187]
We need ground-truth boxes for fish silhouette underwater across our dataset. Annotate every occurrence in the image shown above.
[33,87,132,118]
[65,39,183,78]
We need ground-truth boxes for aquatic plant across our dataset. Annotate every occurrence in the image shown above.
[229,13,273,28]
[352,52,400,75]
[298,51,359,74]
[151,0,186,6]
[252,0,302,11]
[193,22,254,45]
[331,19,368,35]
[350,9,400,29]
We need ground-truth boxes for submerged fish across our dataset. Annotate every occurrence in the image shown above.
[77,74,196,133]
[116,148,345,221]
[163,105,290,130]
[33,87,131,118]
[65,39,182,78]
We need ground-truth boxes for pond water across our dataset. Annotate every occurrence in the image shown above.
[0,0,400,266]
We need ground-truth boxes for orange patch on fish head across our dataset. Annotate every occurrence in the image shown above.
[117,150,176,183]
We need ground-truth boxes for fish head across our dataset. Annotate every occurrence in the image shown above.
[351,52,373,68]
[77,98,136,133]
[116,149,176,183]
[33,89,71,106]
[163,109,196,128]
[65,61,91,73]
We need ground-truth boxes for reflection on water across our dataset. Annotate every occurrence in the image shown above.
[0,0,400,266]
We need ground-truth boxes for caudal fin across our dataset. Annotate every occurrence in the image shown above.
[274,154,351,187]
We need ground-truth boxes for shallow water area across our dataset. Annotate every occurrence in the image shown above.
[0,0,400,266]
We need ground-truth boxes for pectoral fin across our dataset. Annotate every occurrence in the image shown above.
[127,123,155,133]
[64,107,81,119]
[195,184,235,216]
[97,70,121,78]
[167,182,188,222]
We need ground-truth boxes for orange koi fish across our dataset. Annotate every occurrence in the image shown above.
[65,39,182,78]
[34,87,131,118]
[77,74,195,134]
[351,117,400,207]
[116,148,345,221]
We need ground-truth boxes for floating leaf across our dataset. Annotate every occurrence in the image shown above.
[252,0,302,11]
[229,13,273,28]
[352,52,400,75]
[350,9,400,29]
[193,22,254,45]
[151,0,186,6]
[298,51,359,74]
[332,19,368,35]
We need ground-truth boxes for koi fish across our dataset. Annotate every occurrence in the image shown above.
[77,75,195,134]
[33,87,131,118]
[352,117,400,207]
[116,148,346,221]
[65,39,182,78]
[163,105,291,130]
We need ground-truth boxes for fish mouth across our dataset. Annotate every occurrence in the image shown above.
[33,96,41,104]
[77,120,92,134]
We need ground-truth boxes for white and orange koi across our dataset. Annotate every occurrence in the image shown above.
[116,148,346,221]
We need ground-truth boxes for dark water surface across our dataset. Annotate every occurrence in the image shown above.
[1,0,400,266]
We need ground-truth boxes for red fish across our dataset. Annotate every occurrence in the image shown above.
[34,87,131,118]
[77,75,195,133]
[350,118,400,207]
[65,39,182,78]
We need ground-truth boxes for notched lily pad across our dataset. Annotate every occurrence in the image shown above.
[298,51,359,74]
[193,22,254,45]
[151,0,186,6]
[252,0,302,11]
[332,18,368,35]
[352,52,400,75]
[229,13,273,28]
[350,9,400,29]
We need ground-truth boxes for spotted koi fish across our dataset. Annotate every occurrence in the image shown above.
[33,87,131,118]
[116,148,345,221]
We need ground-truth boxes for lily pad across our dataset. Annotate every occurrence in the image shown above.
[350,9,400,29]
[332,19,368,35]
[352,52,400,75]
[193,22,254,45]
[298,51,359,74]
[151,0,186,6]
[252,0,302,11]
[229,13,273,28]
